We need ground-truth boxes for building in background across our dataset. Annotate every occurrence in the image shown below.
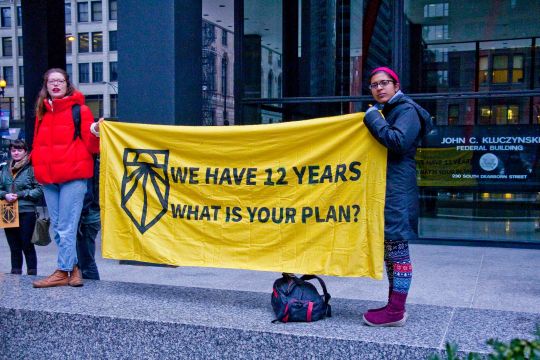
[0,0,235,127]
[6,0,540,246]
[0,0,118,127]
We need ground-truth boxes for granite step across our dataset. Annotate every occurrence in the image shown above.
[1,274,539,359]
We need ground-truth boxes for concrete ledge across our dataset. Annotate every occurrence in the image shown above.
[1,273,539,359]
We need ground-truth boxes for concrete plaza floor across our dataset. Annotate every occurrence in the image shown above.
[0,231,538,314]
[2,231,540,358]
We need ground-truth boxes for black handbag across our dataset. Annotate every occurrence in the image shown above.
[31,207,51,246]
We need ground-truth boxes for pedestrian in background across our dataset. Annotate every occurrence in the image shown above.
[0,140,43,275]
[31,68,102,288]
[362,67,432,327]
[77,155,101,280]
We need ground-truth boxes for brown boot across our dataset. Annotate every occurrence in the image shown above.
[32,270,69,288]
[68,266,84,287]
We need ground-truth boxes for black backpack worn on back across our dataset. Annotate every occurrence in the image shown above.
[72,104,82,140]
[271,273,331,323]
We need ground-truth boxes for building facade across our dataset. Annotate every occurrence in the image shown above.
[6,0,540,246]
[0,0,118,130]
[229,0,540,246]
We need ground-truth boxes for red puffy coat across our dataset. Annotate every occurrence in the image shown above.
[32,91,100,184]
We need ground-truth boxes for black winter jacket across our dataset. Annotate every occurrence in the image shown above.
[0,161,43,213]
[363,92,432,241]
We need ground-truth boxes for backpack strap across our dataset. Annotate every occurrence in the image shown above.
[72,104,81,140]
[300,275,332,307]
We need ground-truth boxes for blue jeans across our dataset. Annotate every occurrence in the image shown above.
[43,180,87,272]
[76,220,101,280]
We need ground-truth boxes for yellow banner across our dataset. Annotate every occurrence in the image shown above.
[100,113,387,278]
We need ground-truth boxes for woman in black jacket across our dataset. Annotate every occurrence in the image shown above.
[0,140,43,275]
[362,67,432,327]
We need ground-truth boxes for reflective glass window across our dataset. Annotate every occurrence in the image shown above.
[78,2,89,22]
[65,3,71,25]
[79,63,90,83]
[1,7,11,27]
[92,32,103,52]
[109,0,117,20]
[78,33,89,53]
[92,62,103,83]
[2,66,12,86]
[91,1,102,22]
[2,37,12,57]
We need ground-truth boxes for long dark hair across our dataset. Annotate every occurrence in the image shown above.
[34,68,77,121]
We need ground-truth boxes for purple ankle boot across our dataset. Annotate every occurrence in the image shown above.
[367,287,393,313]
[363,291,408,327]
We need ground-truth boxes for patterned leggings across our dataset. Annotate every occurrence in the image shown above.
[384,239,412,294]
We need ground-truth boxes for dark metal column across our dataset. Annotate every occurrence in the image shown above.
[118,0,202,125]
[21,0,66,148]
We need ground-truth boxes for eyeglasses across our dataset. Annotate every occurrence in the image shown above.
[368,80,395,90]
[47,79,66,85]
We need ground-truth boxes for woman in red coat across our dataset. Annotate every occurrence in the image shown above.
[31,68,102,288]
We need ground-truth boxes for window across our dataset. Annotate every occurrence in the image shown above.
[92,62,103,82]
[109,61,118,81]
[109,0,117,20]
[426,47,448,63]
[493,55,509,83]
[437,70,448,85]
[423,3,449,17]
[480,107,492,124]
[66,36,73,54]
[91,1,102,21]
[110,94,118,117]
[2,37,12,57]
[448,104,459,125]
[66,64,72,81]
[17,36,22,56]
[507,105,519,124]
[512,55,524,83]
[221,56,228,96]
[3,66,13,86]
[479,104,521,125]
[202,51,216,92]
[86,95,103,118]
[16,6,21,27]
[423,25,449,41]
[78,33,89,53]
[77,2,89,22]
[479,56,488,83]
[109,30,117,51]
[18,65,23,86]
[221,29,227,46]
[65,3,71,25]
[1,7,11,27]
[91,32,103,52]
[79,63,90,83]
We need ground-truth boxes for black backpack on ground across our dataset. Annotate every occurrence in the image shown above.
[271,273,332,323]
